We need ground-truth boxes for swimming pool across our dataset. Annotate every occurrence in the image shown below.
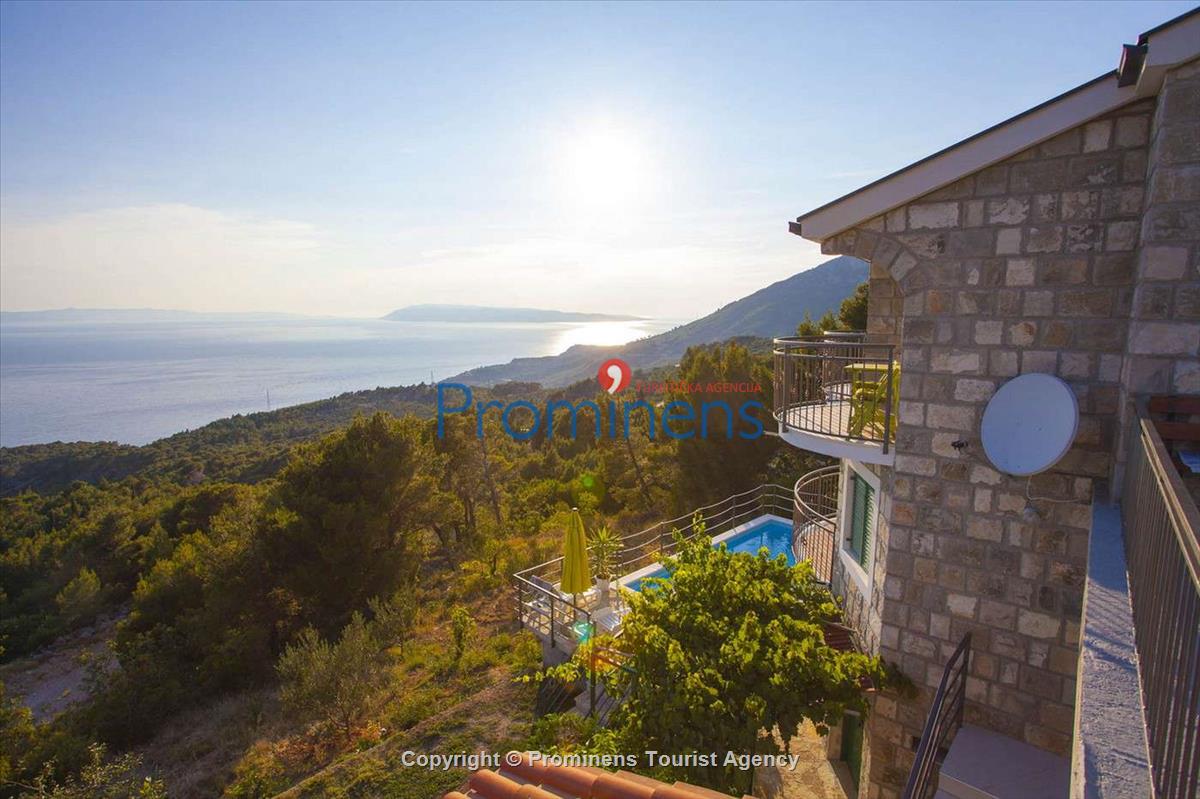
[623,514,795,592]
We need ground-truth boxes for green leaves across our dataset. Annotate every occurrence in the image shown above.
[450,606,474,666]
[269,413,438,631]
[276,606,407,741]
[614,532,885,794]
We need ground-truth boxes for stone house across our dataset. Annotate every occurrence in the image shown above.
[779,9,1200,799]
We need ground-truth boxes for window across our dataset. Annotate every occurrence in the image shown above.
[839,460,877,594]
[846,471,874,569]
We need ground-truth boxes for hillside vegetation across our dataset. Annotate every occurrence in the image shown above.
[0,272,869,798]
[1,338,836,798]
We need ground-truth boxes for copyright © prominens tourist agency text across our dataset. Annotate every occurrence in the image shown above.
[399,749,809,772]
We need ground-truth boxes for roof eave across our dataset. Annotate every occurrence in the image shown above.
[792,74,1136,242]
[791,9,1200,245]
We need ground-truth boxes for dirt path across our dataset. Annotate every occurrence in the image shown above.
[0,612,122,722]
[753,722,851,799]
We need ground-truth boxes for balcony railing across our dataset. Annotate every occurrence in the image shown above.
[513,484,793,649]
[773,333,898,460]
[1121,405,1200,799]
[793,464,840,584]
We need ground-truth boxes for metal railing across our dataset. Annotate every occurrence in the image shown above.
[534,644,635,726]
[793,464,840,584]
[1121,408,1200,799]
[514,572,595,651]
[606,483,793,576]
[514,484,794,645]
[588,644,635,727]
[773,333,897,453]
[902,633,971,799]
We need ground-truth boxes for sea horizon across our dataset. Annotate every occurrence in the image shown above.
[0,312,677,448]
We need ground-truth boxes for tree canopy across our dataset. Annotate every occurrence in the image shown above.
[796,279,868,337]
[613,531,885,794]
[266,413,439,631]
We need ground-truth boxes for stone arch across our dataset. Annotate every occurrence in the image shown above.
[816,224,928,348]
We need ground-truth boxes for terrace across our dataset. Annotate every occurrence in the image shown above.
[773,333,898,466]
[513,484,845,657]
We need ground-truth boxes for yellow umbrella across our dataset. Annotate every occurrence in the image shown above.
[560,508,592,596]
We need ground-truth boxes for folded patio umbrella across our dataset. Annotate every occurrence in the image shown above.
[560,508,592,596]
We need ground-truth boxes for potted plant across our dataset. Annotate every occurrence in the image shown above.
[590,524,621,605]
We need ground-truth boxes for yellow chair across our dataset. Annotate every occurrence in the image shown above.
[849,365,900,441]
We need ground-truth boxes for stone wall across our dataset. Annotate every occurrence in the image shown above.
[1117,58,1200,485]
[820,97,1158,799]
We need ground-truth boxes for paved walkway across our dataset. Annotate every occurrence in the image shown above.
[753,722,851,799]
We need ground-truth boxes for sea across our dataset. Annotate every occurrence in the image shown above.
[0,313,675,447]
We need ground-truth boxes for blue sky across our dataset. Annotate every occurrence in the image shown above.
[0,1,1192,318]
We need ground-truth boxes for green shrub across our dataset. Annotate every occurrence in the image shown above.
[26,743,166,799]
[614,532,887,794]
[54,568,102,627]
[449,607,474,666]
[222,741,289,799]
[277,613,387,741]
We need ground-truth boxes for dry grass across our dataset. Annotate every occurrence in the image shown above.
[133,688,284,798]
[276,667,534,799]
[126,555,537,797]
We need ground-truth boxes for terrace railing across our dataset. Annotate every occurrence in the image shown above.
[1121,406,1200,799]
[773,333,898,453]
[611,483,793,576]
[793,464,840,585]
[513,484,793,645]
[513,571,594,651]
[902,633,972,799]
[588,644,635,727]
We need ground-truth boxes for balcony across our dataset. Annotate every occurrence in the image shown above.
[1116,399,1200,799]
[773,334,897,465]
[793,464,839,585]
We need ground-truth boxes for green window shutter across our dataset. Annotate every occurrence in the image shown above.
[846,473,874,569]
[849,474,866,562]
[859,481,874,569]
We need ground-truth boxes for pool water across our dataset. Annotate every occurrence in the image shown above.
[627,517,795,592]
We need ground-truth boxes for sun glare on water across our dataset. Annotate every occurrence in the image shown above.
[553,321,648,353]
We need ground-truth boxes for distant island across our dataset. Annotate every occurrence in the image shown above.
[381,304,644,323]
[451,255,868,387]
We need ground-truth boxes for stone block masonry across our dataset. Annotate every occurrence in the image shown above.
[819,92,1165,799]
[1116,58,1200,486]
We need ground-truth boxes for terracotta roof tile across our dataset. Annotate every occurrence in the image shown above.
[446,754,752,799]
[593,772,654,799]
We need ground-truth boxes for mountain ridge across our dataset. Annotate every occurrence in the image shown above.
[450,255,867,387]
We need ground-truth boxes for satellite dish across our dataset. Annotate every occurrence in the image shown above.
[981,373,1078,476]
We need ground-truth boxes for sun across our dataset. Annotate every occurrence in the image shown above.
[559,121,649,208]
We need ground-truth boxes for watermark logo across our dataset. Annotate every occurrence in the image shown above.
[436,358,765,442]
[597,357,631,394]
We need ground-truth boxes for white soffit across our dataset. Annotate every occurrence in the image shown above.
[791,10,1200,244]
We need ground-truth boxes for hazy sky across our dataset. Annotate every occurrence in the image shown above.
[0,1,1192,319]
